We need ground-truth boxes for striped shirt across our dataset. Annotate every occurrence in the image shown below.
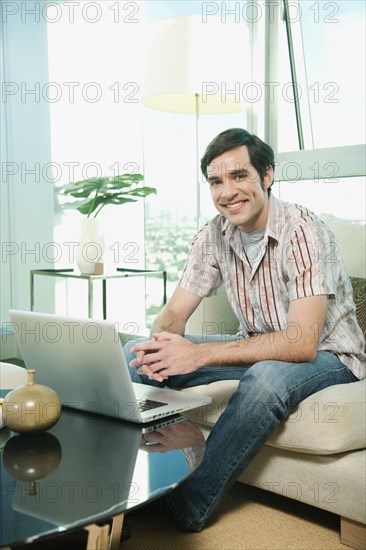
[179,195,366,379]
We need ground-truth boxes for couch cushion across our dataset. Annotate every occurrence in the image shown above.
[320,214,365,278]
[183,378,366,455]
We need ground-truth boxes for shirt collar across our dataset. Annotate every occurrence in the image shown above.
[265,194,284,243]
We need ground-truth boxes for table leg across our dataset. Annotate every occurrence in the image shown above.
[108,513,125,548]
[103,279,107,319]
[88,278,94,318]
[84,513,125,550]
[30,272,34,311]
[84,523,110,550]
[163,270,167,304]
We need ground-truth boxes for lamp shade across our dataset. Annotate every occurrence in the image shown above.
[142,16,249,114]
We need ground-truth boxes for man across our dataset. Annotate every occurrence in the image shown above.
[124,128,365,532]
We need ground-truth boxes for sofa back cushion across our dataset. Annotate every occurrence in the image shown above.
[320,214,365,279]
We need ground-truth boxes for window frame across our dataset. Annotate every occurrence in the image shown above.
[264,0,365,180]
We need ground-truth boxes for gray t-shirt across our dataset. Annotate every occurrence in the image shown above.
[239,226,266,265]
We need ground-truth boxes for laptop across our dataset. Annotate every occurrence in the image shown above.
[8,309,212,423]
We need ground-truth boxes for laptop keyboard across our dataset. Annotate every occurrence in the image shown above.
[136,397,168,412]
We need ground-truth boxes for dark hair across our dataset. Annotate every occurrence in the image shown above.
[200,128,275,193]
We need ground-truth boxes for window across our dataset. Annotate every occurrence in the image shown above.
[276,0,365,151]
[47,1,148,330]
[276,176,365,221]
[267,0,365,280]
[47,1,250,328]
[266,0,365,184]
[140,1,251,325]
[143,109,247,326]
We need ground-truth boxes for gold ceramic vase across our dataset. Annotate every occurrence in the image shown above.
[2,369,61,435]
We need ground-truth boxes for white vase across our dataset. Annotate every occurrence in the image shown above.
[76,218,104,274]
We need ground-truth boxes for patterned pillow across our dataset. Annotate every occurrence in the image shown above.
[350,277,366,344]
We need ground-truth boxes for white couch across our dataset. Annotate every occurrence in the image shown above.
[181,215,366,550]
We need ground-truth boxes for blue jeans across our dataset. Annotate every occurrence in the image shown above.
[124,335,358,531]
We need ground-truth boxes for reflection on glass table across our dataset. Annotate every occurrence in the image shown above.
[0,409,205,549]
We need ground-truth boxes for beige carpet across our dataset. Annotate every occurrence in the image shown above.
[122,483,349,550]
[14,483,350,550]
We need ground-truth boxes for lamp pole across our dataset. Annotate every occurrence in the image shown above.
[195,93,201,232]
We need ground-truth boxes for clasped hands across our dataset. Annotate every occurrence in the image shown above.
[130,332,200,382]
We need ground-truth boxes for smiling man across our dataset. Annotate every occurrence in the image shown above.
[124,128,365,532]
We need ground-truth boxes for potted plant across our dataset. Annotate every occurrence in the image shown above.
[58,173,156,273]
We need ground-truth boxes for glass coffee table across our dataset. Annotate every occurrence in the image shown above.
[0,409,205,549]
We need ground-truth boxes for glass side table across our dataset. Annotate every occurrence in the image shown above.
[30,268,167,319]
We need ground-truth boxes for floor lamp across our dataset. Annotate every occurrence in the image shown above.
[142,15,249,227]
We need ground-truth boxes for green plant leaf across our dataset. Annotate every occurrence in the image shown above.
[57,173,156,217]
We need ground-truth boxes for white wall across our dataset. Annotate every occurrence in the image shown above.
[1,4,54,358]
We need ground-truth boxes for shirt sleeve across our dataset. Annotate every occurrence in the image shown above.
[284,220,340,301]
[179,224,223,297]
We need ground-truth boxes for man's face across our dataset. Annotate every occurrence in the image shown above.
[207,145,272,233]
